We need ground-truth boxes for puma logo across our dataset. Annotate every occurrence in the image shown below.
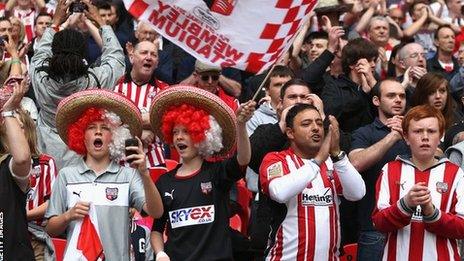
[164,189,174,200]
[73,191,82,198]
[396,181,406,190]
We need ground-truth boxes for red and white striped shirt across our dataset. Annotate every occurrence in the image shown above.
[260,148,365,261]
[372,157,464,261]
[114,77,168,168]
[13,8,36,43]
[27,154,57,226]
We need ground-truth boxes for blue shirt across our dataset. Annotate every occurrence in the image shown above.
[350,117,410,231]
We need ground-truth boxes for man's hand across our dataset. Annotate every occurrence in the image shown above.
[278,104,293,133]
[52,0,70,27]
[328,116,341,156]
[307,94,326,120]
[356,58,377,92]
[237,100,256,125]
[2,76,26,112]
[3,33,17,57]
[141,130,155,147]
[327,26,345,54]
[65,201,90,221]
[386,115,403,141]
[315,124,331,164]
[83,0,105,28]
[378,47,388,70]
[409,66,427,81]
[321,15,332,32]
[126,137,149,176]
[404,182,430,208]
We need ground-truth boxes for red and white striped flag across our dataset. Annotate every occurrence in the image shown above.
[123,0,317,73]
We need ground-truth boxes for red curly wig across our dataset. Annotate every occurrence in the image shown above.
[161,103,211,144]
[67,107,104,155]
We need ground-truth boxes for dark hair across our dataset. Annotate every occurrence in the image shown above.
[0,16,11,25]
[34,12,52,26]
[279,78,311,99]
[95,0,112,10]
[304,31,328,44]
[42,29,89,81]
[372,78,401,98]
[341,38,378,76]
[411,72,454,129]
[387,41,409,77]
[264,65,295,89]
[285,103,320,129]
[435,24,455,40]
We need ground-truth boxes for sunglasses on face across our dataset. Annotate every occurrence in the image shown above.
[200,74,220,81]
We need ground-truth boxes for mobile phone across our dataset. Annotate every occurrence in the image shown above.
[125,138,138,163]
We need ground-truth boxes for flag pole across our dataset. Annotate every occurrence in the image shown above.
[250,11,313,103]
[251,63,277,102]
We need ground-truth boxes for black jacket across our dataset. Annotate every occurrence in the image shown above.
[321,75,375,133]
[299,49,336,96]
[427,54,460,82]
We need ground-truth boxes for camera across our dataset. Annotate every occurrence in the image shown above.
[70,1,88,13]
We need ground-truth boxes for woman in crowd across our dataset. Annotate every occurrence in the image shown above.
[411,72,457,130]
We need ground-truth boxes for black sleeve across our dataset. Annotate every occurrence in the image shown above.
[249,123,287,173]
[220,154,247,183]
[152,181,168,233]
[321,80,344,120]
[300,50,335,95]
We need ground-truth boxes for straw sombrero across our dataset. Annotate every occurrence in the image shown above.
[149,85,237,157]
[314,0,353,14]
[56,89,142,145]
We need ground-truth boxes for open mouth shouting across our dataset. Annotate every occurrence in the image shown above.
[176,142,188,152]
[93,138,104,150]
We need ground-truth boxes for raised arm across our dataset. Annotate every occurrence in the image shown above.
[85,0,125,89]
[2,77,30,191]
[236,100,256,166]
[403,10,428,37]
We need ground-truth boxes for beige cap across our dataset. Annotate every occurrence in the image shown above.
[195,60,222,73]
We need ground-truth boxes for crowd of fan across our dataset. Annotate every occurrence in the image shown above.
[3,0,464,260]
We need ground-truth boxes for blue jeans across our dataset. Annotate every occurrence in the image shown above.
[357,231,386,261]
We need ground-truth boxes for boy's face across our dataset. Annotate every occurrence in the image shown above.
[172,125,199,160]
[84,120,112,160]
[307,38,328,61]
[404,117,441,163]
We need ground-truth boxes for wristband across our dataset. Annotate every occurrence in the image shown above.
[10,58,20,64]
[1,110,16,118]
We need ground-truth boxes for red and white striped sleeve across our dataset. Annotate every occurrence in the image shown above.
[42,155,58,200]
[372,162,413,232]
[423,166,464,238]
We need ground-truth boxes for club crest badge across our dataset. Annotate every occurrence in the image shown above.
[267,162,283,179]
[201,182,213,195]
[436,182,448,194]
[105,187,119,201]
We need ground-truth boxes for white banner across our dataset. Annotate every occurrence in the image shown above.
[123,0,317,73]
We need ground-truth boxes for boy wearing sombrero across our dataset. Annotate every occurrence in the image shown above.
[149,86,255,261]
[44,89,163,260]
